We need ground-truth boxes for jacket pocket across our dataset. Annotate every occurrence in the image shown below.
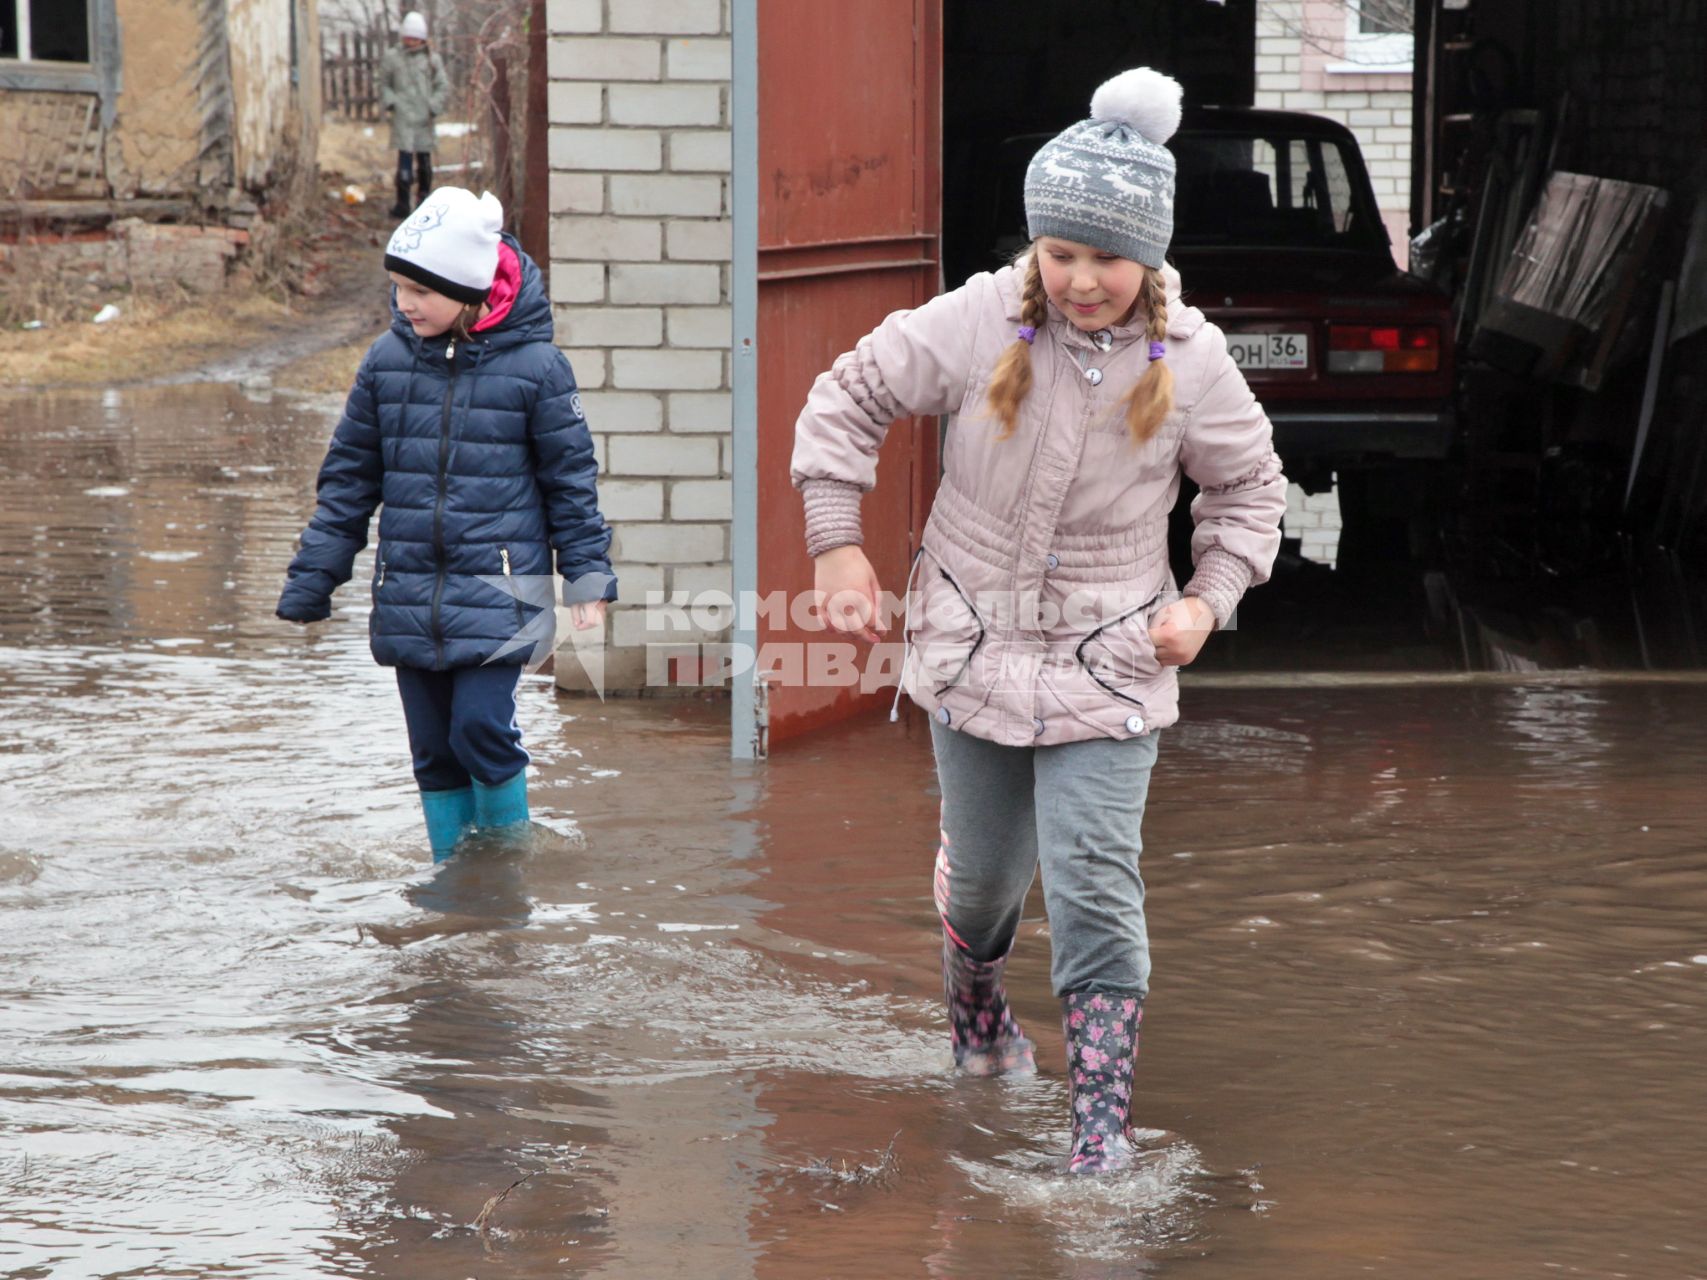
[1074,593,1163,707]
[907,563,986,696]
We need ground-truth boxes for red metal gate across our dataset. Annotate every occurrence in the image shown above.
[755,0,943,748]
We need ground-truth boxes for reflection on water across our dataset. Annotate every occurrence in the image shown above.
[3,386,1707,1277]
[1195,544,1707,676]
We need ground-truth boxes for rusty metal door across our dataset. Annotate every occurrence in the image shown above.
[752,0,943,748]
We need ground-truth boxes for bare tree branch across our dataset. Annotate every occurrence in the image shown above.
[1261,0,1415,67]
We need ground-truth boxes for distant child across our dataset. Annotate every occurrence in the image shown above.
[792,69,1287,1172]
[381,10,450,217]
[277,187,616,860]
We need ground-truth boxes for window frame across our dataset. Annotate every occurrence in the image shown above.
[1169,128,1391,255]
[0,0,109,95]
[1331,0,1414,74]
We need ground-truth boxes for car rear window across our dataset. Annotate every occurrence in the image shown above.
[1171,131,1387,252]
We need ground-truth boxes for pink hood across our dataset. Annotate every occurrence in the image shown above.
[473,241,522,333]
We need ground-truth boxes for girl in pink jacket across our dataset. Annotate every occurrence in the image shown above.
[792,68,1288,1173]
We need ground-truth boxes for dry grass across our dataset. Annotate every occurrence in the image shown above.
[0,283,295,389]
[0,119,411,389]
[0,250,90,330]
[319,117,395,192]
[273,337,371,396]
[0,191,389,391]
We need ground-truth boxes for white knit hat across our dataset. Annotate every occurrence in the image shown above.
[385,187,505,304]
[399,11,428,40]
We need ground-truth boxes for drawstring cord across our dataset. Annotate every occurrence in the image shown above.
[890,547,925,723]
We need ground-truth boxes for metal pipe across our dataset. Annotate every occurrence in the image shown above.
[730,0,760,760]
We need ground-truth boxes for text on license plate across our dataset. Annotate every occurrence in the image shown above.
[1228,332,1310,371]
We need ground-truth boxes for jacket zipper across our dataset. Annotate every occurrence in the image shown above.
[1073,591,1163,707]
[429,339,457,667]
[377,555,386,588]
[501,546,525,628]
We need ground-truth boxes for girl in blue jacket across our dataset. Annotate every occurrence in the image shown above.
[278,187,616,860]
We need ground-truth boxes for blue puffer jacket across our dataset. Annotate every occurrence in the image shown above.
[276,235,616,669]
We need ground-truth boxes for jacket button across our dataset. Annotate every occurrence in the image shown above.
[1092,329,1114,351]
[1045,553,1059,570]
[1033,717,1046,737]
[936,707,951,726]
[1085,367,1103,386]
[1125,714,1146,735]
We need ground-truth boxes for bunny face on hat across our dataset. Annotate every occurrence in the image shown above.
[385,188,503,296]
[383,186,506,337]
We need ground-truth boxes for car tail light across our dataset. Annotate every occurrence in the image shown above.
[1327,325,1440,373]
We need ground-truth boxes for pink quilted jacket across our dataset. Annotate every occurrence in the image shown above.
[792,258,1287,746]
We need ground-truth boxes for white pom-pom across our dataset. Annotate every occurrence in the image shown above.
[1089,68,1184,145]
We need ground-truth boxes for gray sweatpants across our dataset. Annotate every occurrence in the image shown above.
[930,719,1160,998]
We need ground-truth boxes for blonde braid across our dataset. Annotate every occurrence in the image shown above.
[1122,266,1174,443]
[984,249,1048,440]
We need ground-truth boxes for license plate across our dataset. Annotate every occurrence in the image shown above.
[1228,332,1310,371]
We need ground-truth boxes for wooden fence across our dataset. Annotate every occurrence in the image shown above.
[322,30,383,121]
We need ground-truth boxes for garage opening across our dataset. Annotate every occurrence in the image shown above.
[941,0,1707,674]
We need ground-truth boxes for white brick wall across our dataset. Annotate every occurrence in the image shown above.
[1255,0,1414,268]
[610,348,723,389]
[665,218,732,260]
[608,434,720,477]
[614,522,726,563]
[670,478,732,520]
[548,0,602,33]
[669,131,732,174]
[666,38,731,81]
[557,307,663,347]
[548,0,734,694]
[609,262,722,305]
[608,0,721,35]
[608,83,723,127]
[580,390,664,432]
[610,174,724,216]
[1284,481,1343,567]
[667,306,732,348]
[669,391,732,433]
[600,478,667,521]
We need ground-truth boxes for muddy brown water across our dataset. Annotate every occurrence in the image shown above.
[3,384,1706,1278]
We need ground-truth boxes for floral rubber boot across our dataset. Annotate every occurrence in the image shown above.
[1061,991,1143,1173]
[942,928,1036,1076]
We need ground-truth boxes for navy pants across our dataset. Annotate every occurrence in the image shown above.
[395,664,528,791]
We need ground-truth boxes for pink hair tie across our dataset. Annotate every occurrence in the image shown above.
[1148,341,1166,361]
[1017,325,1037,344]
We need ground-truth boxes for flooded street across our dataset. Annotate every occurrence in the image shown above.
[4,384,1707,1278]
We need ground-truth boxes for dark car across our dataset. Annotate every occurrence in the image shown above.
[977,108,1456,493]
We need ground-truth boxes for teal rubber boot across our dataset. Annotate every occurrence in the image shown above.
[420,786,476,862]
[472,771,529,832]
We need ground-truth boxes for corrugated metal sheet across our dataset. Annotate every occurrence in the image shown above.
[755,0,943,746]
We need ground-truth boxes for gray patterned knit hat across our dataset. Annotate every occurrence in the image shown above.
[1024,68,1184,269]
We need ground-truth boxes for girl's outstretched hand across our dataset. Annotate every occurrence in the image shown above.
[569,600,607,631]
[1149,596,1216,667]
[813,545,887,646]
